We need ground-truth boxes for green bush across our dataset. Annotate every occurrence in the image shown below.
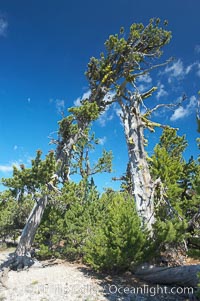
[151,217,188,259]
[35,204,65,259]
[0,191,34,243]
[0,195,18,241]
[35,185,147,272]
[83,191,147,272]
[35,180,99,260]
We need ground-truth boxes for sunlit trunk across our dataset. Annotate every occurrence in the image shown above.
[123,105,154,232]
[15,195,48,257]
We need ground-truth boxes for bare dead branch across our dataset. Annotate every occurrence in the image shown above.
[145,103,178,116]
[132,57,174,80]
[143,94,187,117]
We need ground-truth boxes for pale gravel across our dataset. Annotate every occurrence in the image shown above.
[0,250,192,301]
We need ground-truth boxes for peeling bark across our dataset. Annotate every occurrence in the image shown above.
[122,103,154,231]
[15,194,48,257]
[0,195,48,270]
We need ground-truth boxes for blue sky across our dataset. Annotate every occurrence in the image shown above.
[0,0,200,191]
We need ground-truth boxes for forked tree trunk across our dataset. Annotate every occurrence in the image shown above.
[122,105,154,232]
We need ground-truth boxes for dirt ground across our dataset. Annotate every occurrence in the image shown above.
[0,249,198,301]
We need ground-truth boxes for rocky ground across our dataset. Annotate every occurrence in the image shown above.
[0,249,198,301]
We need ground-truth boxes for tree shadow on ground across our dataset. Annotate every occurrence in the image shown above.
[77,265,198,301]
[0,251,38,272]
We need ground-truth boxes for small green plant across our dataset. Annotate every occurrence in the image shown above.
[31,280,39,285]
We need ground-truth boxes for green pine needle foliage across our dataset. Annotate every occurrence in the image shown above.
[0,191,34,241]
[35,180,100,260]
[83,191,147,272]
[150,128,200,256]
[35,185,147,272]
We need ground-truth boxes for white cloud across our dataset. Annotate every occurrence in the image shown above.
[115,107,123,119]
[74,90,91,107]
[98,107,114,127]
[115,108,122,118]
[187,95,197,109]
[97,111,107,127]
[137,74,152,83]
[98,136,107,145]
[0,161,21,173]
[140,107,147,115]
[74,97,82,107]
[170,95,197,121]
[74,98,81,107]
[163,59,200,82]
[0,17,8,36]
[92,92,115,127]
[170,107,187,121]
[164,59,184,82]
[136,74,152,93]
[185,62,196,74]
[138,84,148,93]
[55,99,65,114]
[196,63,200,77]
[113,105,124,126]
[13,145,18,151]
[156,82,168,100]
[195,45,200,54]
[49,99,66,114]
[184,61,200,77]
[0,165,13,172]
[137,73,152,83]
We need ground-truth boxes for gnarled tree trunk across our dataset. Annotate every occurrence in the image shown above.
[0,195,48,270]
[134,264,200,287]
[2,90,109,270]
[122,103,154,232]
[15,194,48,257]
